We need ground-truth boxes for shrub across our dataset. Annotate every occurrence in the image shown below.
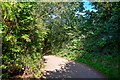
[2,2,45,78]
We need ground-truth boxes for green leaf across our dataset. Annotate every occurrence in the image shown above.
[21,34,31,42]
[5,35,13,41]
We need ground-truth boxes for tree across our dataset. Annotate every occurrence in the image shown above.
[2,2,46,78]
[81,2,120,55]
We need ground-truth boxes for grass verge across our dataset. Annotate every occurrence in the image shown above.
[55,50,119,78]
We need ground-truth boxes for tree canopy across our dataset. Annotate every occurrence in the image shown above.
[1,2,120,79]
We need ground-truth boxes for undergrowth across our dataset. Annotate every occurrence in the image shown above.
[55,49,119,78]
[21,53,44,78]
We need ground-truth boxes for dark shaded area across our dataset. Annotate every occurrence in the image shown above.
[44,61,105,78]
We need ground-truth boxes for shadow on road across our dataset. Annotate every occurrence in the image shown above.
[43,56,105,78]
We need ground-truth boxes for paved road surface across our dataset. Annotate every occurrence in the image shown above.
[43,55,105,78]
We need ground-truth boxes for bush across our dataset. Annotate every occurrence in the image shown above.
[2,2,45,78]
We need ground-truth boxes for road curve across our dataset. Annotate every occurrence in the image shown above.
[43,55,106,78]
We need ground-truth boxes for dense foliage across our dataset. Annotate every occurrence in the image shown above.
[1,2,46,78]
[39,2,120,78]
[1,2,120,79]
